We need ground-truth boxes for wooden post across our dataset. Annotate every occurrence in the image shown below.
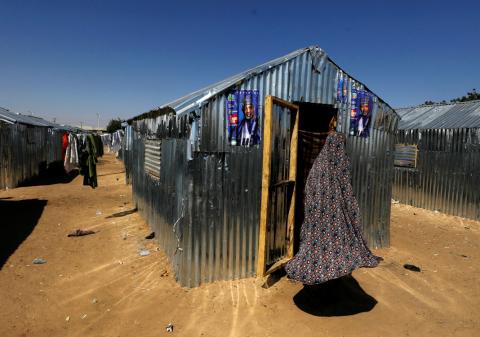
[287,109,299,258]
[256,96,273,277]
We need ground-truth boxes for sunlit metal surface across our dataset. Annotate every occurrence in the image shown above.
[393,127,480,220]
[124,46,399,287]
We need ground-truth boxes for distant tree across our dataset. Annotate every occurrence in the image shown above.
[450,89,479,103]
[423,89,479,105]
[106,118,122,133]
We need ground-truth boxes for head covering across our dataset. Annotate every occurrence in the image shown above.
[285,132,381,285]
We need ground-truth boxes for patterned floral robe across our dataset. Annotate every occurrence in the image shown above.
[285,133,381,284]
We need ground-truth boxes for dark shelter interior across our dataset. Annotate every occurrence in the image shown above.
[293,102,338,253]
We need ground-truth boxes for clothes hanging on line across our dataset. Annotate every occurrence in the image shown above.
[110,130,124,154]
[64,133,79,173]
[79,134,98,188]
[100,133,112,148]
[94,134,104,157]
[61,132,69,161]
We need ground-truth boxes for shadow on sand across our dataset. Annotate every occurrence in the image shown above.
[0,199,47,269]
[18,161,78,187]
[293,274,377,316]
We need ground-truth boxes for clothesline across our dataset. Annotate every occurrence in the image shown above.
[62,132,105,188]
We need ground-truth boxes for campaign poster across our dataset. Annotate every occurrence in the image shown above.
[226,90,260,146]
[349,88,359,135]
[336,75,349,104]
[336,76,344,103]
[349,90,373,138]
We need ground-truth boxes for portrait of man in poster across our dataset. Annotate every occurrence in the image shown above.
[357,93,372,137]
[236,94,260,146]
[227,90,260,146]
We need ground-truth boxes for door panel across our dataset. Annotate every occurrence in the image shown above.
[257,96,299,277]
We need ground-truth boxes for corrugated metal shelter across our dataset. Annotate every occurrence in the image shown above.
[393,101,480,220]
[0,107,64,189]
[126,46,399,287]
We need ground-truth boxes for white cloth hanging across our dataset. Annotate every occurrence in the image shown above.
[64,133,79,173]
[110,130,124,154]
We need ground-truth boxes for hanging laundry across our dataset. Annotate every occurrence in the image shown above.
[79,134,98,188]
[64,133,79,173]
[61,132,69,161]
[77,133,86,149]
[285,132,382,285]
[100,133,112,150]
[93,134,104,157]
[110,130,124,154]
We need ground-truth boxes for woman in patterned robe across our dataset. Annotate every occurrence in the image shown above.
[285,132,381,284]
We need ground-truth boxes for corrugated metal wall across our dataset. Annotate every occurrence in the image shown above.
[344,129,396,247]
[0,123,63,189]
[130,129,262,287]
[393,128,480,220]
[129,50,398,287]
[123,125,134,184]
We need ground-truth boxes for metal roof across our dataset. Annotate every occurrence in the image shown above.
[162,47,311,115]
[0,107,80,131]
[396,100,480,130]
[149,45,395,117]
[0,107,54,127]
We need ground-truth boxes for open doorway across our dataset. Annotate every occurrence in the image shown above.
[257,97,337,277]
[293,102,338,254]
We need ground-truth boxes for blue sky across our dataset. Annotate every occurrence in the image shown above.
[1,0,478,127]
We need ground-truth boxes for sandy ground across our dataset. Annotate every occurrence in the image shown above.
[0,154,479,337]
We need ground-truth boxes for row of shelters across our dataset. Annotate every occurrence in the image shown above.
[393,100,480,221]
[0,107,80,189]
[124,45,400,287]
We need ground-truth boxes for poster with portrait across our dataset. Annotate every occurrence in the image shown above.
[337,76,344,103]
[336,74,349,104]
[349,89,373,138]
[226,90,260,146]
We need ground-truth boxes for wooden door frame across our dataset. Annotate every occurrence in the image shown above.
[256,96,299,277]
